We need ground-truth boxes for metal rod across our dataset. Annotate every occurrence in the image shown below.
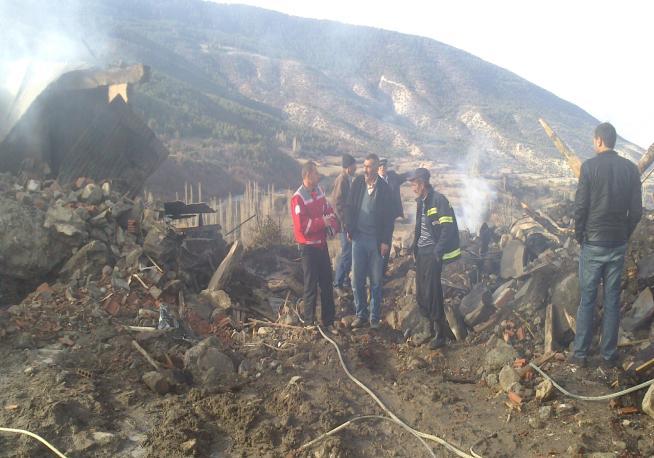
[224,213,257,237]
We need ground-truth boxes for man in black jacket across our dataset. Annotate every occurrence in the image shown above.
[344,153,394,329]
[570,122,642,368]
[408,168,461,349]
[332,154,357,292]
[378,158,407,274]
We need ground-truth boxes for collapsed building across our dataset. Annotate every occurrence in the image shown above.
[0,64,166,195]
[0,64,230,306]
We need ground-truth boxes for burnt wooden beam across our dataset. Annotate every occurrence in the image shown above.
[539,118,582,178]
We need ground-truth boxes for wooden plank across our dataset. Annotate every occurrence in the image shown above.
[636,357,654,373]
[539,118,582,178]
[544,304,555,354]
[207,240,244,291]
[638,143,654,175]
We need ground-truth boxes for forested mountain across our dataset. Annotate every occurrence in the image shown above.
[6,0,643,197]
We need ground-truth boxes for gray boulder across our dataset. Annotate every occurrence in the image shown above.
[514,265,555,310]
[44,202,87,237]
[0,198,77,280]
[623,288,654,332]
[460,284,494,327]
[385,295,432,345]
[80,183,104,205]
[484,340,519,371]
[499,365,521,392]
[638,256,654,285]
[184,337,235,385]
[551,270,580,316]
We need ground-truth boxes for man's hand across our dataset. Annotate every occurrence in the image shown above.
[347,233,352,242]
[380,243,390,257]
[323,214,336,226]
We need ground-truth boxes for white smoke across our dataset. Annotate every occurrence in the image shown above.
[456,133,497,234]
[0,1,105,136]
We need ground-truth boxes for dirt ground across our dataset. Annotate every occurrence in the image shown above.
[2,252,654,458]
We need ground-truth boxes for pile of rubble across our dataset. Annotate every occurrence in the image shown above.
[381,198,654,423]
[0,167,276,344]
[2,136,654,454]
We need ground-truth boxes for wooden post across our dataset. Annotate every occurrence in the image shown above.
[638,143,654,175]
[539,118,582,178]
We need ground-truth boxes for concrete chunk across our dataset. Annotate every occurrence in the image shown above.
[623,288,654,332]
[461,284,494,327]
[484,340,519,371]
[493,280,516,308]
[460,284,493,316]
[551,271,580,317]
[638,256,654,283]
[184,337,235,384]
[81,183,103,205]
[500,239,526,279]
[385,295,432,345]
[499,365,521,392]
[60,240,111,279]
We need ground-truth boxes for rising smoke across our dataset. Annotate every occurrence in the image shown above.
[456,132,497,234]
[0,0,106,136]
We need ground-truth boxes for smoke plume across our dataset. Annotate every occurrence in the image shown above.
[0,0,106,137]
[456,132,497,234]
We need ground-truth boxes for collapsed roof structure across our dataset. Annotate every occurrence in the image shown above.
[0,64,168,196]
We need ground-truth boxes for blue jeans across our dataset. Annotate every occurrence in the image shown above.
[334,232,352,287]
[573,243,627,361]
[352,233,383,322]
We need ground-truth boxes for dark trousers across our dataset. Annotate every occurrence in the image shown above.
[301,245,335,326]
[416,248,444,325]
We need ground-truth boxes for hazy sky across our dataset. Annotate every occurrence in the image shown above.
[215,0,653,149]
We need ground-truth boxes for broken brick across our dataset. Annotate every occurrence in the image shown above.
[104,297,121,316]
[513,358,527,368]
[36,283,51,292]
[508,391,523,406]
[617,406,639,416]
[516,327,526,341]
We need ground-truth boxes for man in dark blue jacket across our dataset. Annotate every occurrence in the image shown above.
[570,122,642,368]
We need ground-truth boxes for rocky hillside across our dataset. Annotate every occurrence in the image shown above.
[8,0,645,197]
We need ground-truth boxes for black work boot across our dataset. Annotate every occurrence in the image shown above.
[428,320,447,350]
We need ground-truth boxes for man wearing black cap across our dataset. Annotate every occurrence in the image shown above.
[407,168,461,349]
[331,154,357,293]
[378,158,407,274]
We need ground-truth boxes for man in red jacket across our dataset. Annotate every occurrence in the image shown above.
[291,161,339,334]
